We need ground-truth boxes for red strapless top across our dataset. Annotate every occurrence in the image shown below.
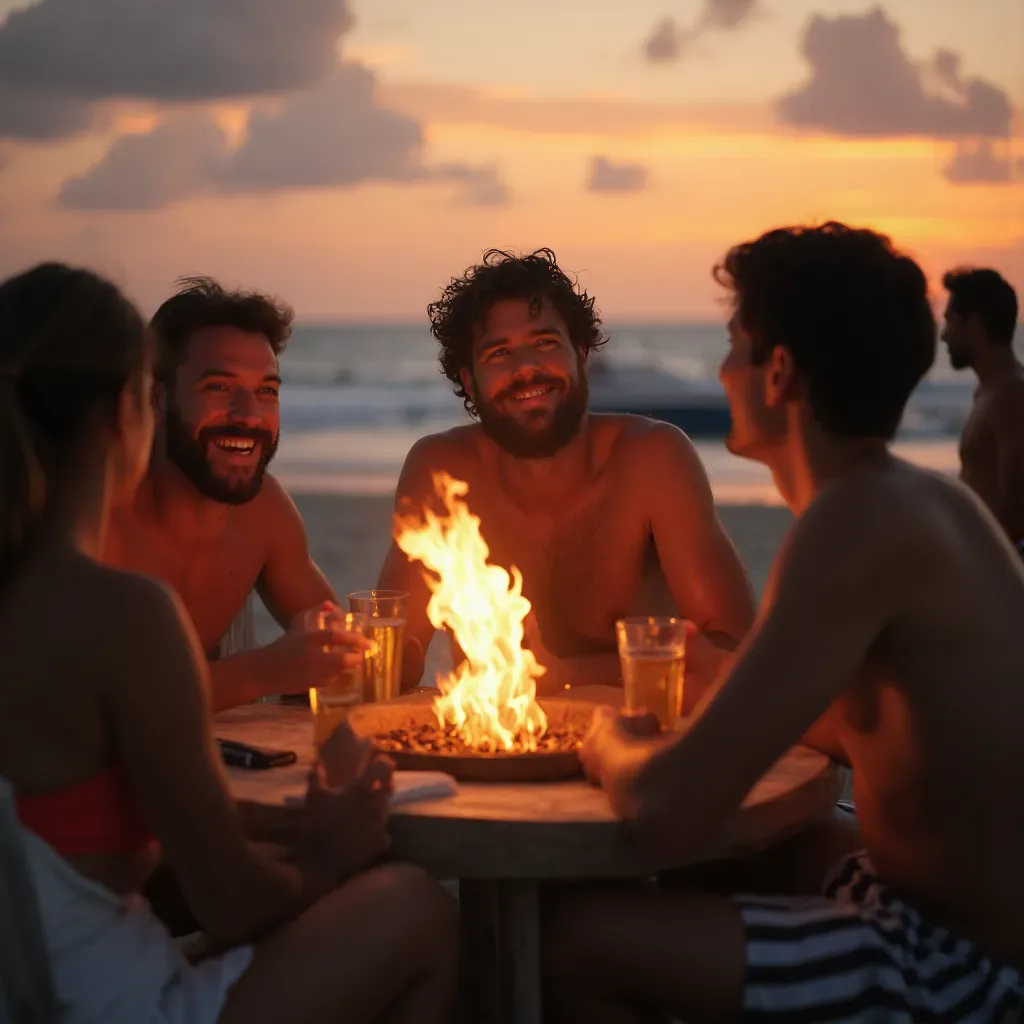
[16,766,156,856]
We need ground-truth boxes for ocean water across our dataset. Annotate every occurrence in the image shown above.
[272,323,990,504]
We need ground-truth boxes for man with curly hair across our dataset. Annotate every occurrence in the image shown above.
[377,248,755,693]
[545,224,1024,1022]
[105,277,370,710]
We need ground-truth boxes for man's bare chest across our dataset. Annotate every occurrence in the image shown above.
[469,491,651,641]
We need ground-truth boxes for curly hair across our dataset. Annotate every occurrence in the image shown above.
[714,221,935,440]
[428,248,607,416]
[150,276,293,389]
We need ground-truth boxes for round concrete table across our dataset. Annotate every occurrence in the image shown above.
[217,693,843,1024]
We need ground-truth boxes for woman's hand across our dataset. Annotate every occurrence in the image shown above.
[298,754,394,891]
[318,719,371,789]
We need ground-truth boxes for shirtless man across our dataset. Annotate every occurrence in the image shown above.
[546,223,1024,1022]
[942,267,1023,551]
[106,277,368,710]
[377,248,755,693]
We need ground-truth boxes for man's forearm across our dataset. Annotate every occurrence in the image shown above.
[550,635,738,695]
[551,653,622,693]
[687,644,850,766]
[209,647,293,712]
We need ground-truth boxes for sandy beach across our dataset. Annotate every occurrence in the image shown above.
[253,491,795,682]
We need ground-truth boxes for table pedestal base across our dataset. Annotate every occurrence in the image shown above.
[498,880,542,1024]
[457,879,543,1024]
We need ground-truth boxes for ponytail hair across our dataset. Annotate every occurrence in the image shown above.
[0,264,146,582]
[0,371,46,574]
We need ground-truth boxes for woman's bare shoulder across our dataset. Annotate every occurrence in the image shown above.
[48,552,197,667]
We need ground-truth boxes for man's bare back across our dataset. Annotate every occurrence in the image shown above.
[958,373,1024,544]
[380,414,754,691]
[790,462,1024,960]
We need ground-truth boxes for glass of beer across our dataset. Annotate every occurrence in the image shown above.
[306,607,370,749]
[347,590,408,703]
[615,616,686,731]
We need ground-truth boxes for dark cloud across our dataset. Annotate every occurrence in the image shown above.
[642,0,757,64]
[0,0,350,101]
[59,114,228,210]
[57,70,509,209]
[778,8,1013,138]
[697,0,757,31]
[644,18,684,62]
[944,141,1021,185]
[587,156,648,193]
[224,65,423,191]
[437,163,511,206]
[932,49,961,92]
[0,87,100,140]
[0,0,351,139]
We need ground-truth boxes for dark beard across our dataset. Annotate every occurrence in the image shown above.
[948,347,972,371]
[475,373,589,458]
[164,403,278,505]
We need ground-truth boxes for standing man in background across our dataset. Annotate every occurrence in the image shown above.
[942,267,1024,553]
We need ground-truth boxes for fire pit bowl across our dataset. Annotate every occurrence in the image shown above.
[348,698,601,783]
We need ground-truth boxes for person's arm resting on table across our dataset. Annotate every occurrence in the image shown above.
[210,478,336,709]
[109,580,387,949]
[592,490,909,860]
[530,426,756,694]
[377,438,447,690]
[647,424,755,692]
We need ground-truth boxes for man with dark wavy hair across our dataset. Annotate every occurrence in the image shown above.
[378,248,755,693]
[546,224,1024,1022]
[941,267,1023,551]
[106,277,369,710]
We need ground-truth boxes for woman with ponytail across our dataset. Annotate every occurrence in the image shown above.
[0,265,457,1024]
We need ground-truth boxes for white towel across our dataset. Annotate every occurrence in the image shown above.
[284,770,459,809]
[12,820,251,1023]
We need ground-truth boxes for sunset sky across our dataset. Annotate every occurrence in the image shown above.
[0,0,1020,321]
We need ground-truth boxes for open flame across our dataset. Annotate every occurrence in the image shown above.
[394,472,547,752]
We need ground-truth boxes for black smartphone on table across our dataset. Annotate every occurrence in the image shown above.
[218,738,297,770]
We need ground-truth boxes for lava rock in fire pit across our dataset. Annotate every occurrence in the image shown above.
[350,698,601,782]
[373,722,586,757]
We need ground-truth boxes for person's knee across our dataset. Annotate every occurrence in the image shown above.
[363,862,458,954]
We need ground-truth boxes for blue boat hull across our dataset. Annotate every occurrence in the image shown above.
[598,401,733,438]
[587,366,733,438]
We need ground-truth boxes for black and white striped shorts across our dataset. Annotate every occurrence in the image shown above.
[736,850,1024,1022]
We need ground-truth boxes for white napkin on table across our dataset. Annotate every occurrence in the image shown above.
[390,771,459,807]
[284,770,458,809]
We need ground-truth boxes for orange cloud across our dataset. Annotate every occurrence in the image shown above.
[377,82,775,137]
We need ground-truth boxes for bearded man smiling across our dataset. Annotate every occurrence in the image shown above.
[105,277,370,710]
